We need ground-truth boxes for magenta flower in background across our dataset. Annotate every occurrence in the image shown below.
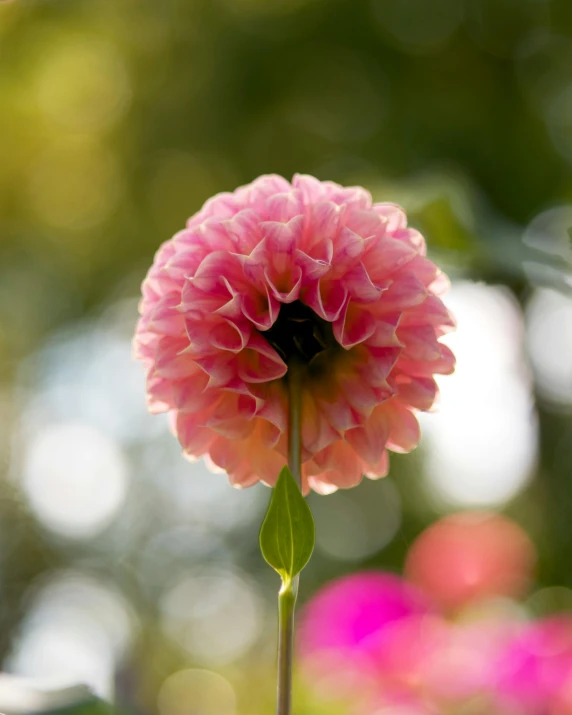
[296,516,572,715]
[297,571,435,702]
[493,616,572,714]
[133,174,455,493]
[298,572,431,658]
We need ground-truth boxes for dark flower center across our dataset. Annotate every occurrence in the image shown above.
[262,301,339,367]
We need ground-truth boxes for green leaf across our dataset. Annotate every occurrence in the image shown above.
[259,466,315,585]
[0,679,119,715]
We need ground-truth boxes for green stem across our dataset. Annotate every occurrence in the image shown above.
[276,359,303,715]
[287,359,303,489]
[277,580,297,715]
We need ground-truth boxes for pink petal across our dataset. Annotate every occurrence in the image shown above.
[250,380,287,432]
[399,295,455,331]
[146,371,174,413]
[294,249,331,282]
[364,450,390,479]
[209,435,245,474]
[396,227,426,255]
[366,314,403,348]
[385,402,421,453]
[306,474,339,495]
[333,302,377,349]
[193,352,238,387]
[171,371,212,412]
[393,374,438,411]
[180,282,227,316]
[342,262,390,303]
[264,265,303,304]
[315,391,362,432]
[359,345,402,385]
[176,411,216,455]
[251,442,288,485]
[154,336,193,378]
[397,343,455,377]
[323,183,372,210]
[377,273,428,312]
[362,236,418,280]
[263,215,303,255]
[344,209,384,239]
[301,392,342,454]
[188,192,239,226]
[303,279,348,322]
[241,287,280,330]
[223,209,264,253]
[236,334,287,383]
[206,393,257,439]
[303,202,339,257]
[314,442,365,489]
[338,370,385,416]
[292,173,327,203]
[397,255,439,288]
[398,325,443,362]
[189,251,242,295]
[345,406,390,465]
[372,202,408,231]
[265,191,305,223]
[209,319,251,353]
[332,226,366,268]
[149,294,186,336]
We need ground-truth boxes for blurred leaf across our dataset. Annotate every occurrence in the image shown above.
[259,466,315,586]
[0,677,118,715]
[417,197,474,253]
[44,695,115,715]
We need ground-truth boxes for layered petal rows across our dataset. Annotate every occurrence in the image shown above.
[133,174,455,493]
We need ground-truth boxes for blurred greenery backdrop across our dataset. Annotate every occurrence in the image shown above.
[1,0,572,713]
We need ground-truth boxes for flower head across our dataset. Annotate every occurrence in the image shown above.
[133,174,455,493]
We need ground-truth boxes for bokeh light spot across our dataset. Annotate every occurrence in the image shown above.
[160,568,264,665]
[27,138,122,230]
[21,422,129,538]
[371,0,461,53]
[157,669,236,715]
[310,478,401,561]
[35,37,131,132]
[4,571,133,698]
[528,587,572,618]
[421,282,538,507]
[526,288,572,407]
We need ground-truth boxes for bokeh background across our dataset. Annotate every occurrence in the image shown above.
[1,0,572,713]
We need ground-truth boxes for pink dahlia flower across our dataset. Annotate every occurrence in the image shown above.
[133,174,455,493]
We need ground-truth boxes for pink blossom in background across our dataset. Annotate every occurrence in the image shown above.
[366,612,448,696]
[493,616,572,714]
[133,174,455,492]
[405,512,536,612]
[298,572,431,658]
[297,515,572,715]
[297,572,434,701]
[425,608,521,708]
